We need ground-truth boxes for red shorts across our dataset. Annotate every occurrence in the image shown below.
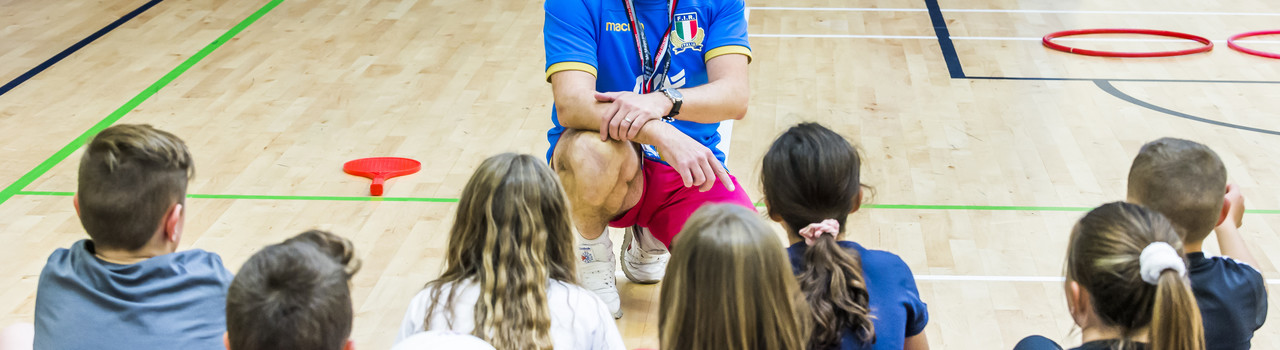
[608,159,755,248]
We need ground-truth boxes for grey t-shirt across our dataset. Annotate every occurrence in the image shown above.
[35,239,233,350]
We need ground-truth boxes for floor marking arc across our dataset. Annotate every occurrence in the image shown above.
[1094,80,1280,136]
[747,6,1280,17]
[751,34,1280,45]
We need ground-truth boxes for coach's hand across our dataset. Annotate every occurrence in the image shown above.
[653,125,735,193]
[595,91,673,142]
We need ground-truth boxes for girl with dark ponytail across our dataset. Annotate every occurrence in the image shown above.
[1015,202,1205,350]
[762,123,930,350]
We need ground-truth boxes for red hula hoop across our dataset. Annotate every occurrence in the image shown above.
[1042,28,1213,58]
[1228,30,1280,59]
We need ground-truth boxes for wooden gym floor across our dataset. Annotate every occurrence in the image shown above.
[2,0,1278,348]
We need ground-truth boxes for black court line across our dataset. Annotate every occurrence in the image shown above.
[919,0,1280,85]
[969,76,1280,85]
[0,0,164,97]
[923,0,965,78]
[921,0,1280,136]
[1095,80,1280,136]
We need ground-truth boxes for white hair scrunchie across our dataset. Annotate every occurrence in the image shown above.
[1138,242,1187,285]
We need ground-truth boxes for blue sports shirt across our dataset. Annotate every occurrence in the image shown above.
[35,239,234,350]
[1187,252,1268,350]
[543,0,751,164]
[788,241,930,350]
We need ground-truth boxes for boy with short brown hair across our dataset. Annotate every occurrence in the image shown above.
[224,230,361,350]
[1127,137,1268,349]
[35,124,233,349]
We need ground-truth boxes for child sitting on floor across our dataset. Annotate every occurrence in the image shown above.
[35,124,233,349]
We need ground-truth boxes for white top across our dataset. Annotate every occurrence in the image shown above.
[396,279,626,350]
[391,331,495,350]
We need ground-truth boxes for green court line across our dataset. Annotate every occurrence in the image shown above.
[188,194,458,202]
[863,204,1089,212]
[16,191,460,201]
[0,0,284,207]
[13,190,1280,213]
[16,191,74,196]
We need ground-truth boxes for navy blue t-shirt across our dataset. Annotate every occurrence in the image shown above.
[1013,336,1148,350]
[35,239,234,350]
[787,241,929,350]
[1187,252,1268,350]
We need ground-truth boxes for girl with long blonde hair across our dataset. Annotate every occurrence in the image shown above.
[659,203,811,350]
[395,153,624,350]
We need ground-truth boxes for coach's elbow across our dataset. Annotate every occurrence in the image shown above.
[554,98,594,129]
[727,91,749,120]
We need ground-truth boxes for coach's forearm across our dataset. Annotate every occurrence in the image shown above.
[669,77,749,124]
[628,120,683,147]
[668,53,750,124]
[555,93,613,131]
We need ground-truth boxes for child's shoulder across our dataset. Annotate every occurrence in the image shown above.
[162,248,233,280]
[840,241,912,271]
[1188,253,1264,285]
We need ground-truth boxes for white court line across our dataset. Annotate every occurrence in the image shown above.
[915,275,1065,282]
[749,33,1280,44]
[749,7,926,12]
[746,6,1280,17]
[750,33,936,39]
[914,275,1280,285]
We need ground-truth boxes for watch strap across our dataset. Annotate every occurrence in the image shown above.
[661,88,682,121]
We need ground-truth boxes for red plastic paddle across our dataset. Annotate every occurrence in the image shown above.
[343,157,421,196]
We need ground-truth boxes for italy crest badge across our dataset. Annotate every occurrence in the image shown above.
[671,12,705,54]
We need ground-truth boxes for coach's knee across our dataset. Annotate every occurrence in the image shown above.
[556,131,635,176]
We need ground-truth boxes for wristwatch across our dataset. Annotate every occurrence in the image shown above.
[660,88,683,122]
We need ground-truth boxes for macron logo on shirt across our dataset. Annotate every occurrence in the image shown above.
[606,22,644,32]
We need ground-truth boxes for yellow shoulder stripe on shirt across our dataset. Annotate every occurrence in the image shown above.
[704,45,752,63]
[545,62,598,82]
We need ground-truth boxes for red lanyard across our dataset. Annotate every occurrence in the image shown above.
[621,0,679,94]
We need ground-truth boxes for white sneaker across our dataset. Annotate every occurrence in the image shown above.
[578,236,622,318]
[621,225,669,284]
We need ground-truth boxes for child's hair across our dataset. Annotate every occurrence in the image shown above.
[761,122,874,348]
[226,230,362,350]
[76,124,194,250]
[1068,202,1204,350]
[660,204,811,350]
[1127,138,1226,243]
[424,153,577,350]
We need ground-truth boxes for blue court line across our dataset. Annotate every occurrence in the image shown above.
[0,0,164,97]
[923,0,965,78]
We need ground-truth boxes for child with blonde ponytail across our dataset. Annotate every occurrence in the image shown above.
[762,123,929,350]
[1015,202,1204,350]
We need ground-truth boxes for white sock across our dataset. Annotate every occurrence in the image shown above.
[581,231,611,246]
